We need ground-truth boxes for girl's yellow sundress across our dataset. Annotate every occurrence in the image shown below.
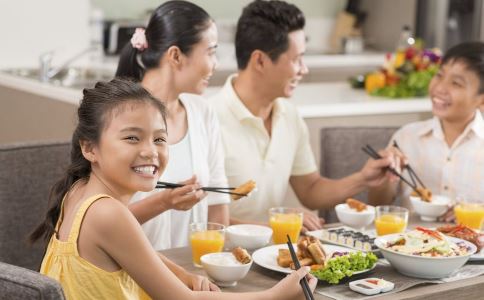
[40,194,150,300]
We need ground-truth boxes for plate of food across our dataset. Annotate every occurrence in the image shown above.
[306,226,378,252]
[436,224,484,261]
[375,227,476,278]
[252,236,378,284]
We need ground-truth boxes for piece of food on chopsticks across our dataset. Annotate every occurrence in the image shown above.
[231,180,257,200]
[437,224,484,252]
[346,198,367,212]
[411,187,432,202]
[232,247,252,264]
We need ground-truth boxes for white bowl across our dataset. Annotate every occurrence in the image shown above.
[410,195,451,221]
[225,224,272,250]
[375,233,476,279]
[201,252,252,286]
[335,203,375,229]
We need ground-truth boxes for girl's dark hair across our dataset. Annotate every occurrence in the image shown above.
[29,78,166,244]
[116,0,212,80]
[235,0,305,70]
[442,41,484,93]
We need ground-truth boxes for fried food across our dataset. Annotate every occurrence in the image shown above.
[232,247,252,264]
[307,241,326,265]
[411,188,432,202]
[346,198,367,212]
[289,257,314,270]
[277,236,326,269]
[231,180,257,200]
[277,249,292,268]
[297,236,312,258]
[437,224,484,251]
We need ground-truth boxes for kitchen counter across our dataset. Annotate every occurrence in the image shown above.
[0,70,430,119]
[204,82,430,118]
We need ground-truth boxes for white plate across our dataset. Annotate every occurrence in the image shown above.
[252,243,375,274]
[469,248,484,261]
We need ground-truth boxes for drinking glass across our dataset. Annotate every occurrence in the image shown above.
[374,206,408,236]
[454,197,484,230]
[189,222,225,267]
[269,207,303,244]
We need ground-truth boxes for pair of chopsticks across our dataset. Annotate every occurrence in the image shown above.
[361,144,425,198]
[155,181,246,197]
[392,141,427,190]
[287,235,315,300]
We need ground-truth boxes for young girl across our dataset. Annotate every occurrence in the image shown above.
[30,78,316,299]
[369,41,484,214]
[116,0,229,250]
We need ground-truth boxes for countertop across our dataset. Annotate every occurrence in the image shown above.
[0,52,432,118]
[0,70,430,118]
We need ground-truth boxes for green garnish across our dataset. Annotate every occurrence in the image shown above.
[310,252,378,284]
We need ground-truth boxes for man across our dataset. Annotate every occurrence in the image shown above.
[210,0,396,230]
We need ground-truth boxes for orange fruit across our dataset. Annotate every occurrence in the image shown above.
[365,72,386,93]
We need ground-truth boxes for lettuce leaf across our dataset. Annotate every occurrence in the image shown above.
[310,252,378,284]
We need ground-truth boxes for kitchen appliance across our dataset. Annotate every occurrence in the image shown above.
[416,0,484,50]
[103,20,147,55]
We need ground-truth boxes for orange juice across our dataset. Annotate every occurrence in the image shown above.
[190,230,224,266]
[270,213,302,244]
[454,204,484,230]
[375,214,407,236]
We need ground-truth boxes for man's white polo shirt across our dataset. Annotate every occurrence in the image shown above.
[209,74,317,222]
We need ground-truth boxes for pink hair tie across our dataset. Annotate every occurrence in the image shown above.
[130,28,148,51]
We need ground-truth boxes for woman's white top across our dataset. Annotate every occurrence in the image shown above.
[130,94,230,250]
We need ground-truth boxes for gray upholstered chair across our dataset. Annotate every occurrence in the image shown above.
[319,127,398,223]
[0,262,65,300]
[0,141,70,271]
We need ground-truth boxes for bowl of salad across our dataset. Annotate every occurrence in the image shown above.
[375,227,476,278]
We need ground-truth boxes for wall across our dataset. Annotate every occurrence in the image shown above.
[360,0,417,51]
[0,0,90,68]
[92,0,348,54]
[91,0,347,20]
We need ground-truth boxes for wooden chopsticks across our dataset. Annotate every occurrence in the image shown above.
[287,235,314,300]
[156,181,247,197]
[361,144,424,198]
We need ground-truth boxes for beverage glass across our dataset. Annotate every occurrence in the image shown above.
[189,222,225,267]
[374,206,408,236]
[454,200,484,230]
[269,207,303,244]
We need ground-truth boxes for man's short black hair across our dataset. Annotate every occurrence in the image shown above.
[235,0,305,70]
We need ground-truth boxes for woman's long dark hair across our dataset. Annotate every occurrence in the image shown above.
[29,78,166,244]
[116,0,212,80]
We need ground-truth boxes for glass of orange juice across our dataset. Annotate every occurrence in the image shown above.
[375,206,408,236]
[454,201,484,230]
[189,222,225,267]
[269,207,303,244]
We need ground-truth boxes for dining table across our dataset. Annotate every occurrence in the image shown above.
[159,215,484,300]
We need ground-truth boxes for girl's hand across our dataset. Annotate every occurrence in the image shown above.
[158,175,207,211]
[180,271,220,292]
[270,266,317,300]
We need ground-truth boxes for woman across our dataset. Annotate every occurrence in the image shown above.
[116,0,229,250]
